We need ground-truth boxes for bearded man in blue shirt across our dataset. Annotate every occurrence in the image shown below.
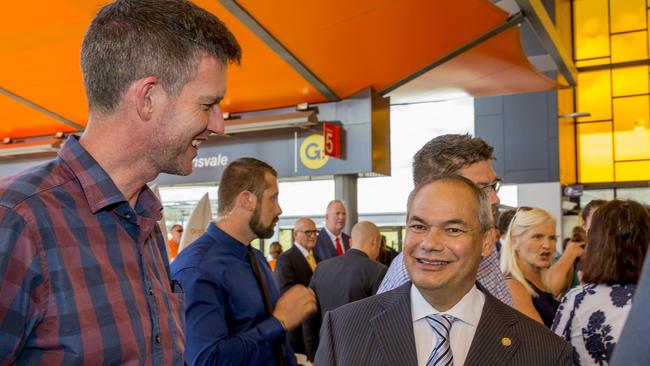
[171,157,317,365]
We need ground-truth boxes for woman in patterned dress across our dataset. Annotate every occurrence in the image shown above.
[552,200,650,365]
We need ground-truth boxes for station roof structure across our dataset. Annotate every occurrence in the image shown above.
[1,0,561,140]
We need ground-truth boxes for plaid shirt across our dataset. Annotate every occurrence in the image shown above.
[0,136,184,365]
[377,246,513,306]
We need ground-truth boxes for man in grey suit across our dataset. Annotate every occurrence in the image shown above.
[304,221,387,360]
[315,175,571,365]
[314,200,351,260]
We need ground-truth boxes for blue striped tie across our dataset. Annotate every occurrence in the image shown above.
[425,314,456,366]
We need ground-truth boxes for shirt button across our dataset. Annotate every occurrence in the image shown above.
[148,287,153,296]
[155,335,161,344]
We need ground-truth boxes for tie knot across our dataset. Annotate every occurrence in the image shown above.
[425,314,456,338]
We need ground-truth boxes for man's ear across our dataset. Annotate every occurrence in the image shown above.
[134,76,162,122]
[481,227,497,257]
[237,191,256,211]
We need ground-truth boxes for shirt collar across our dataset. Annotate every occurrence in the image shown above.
[323,226,339,242]
[208,222,249,260]
[293,242,311,257]
[410,284,484,327]
[57,135,162,218]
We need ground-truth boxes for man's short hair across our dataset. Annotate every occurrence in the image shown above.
[581,199,607,222]
[217,158,277,215]
[406,175,494,233]
[81,0,241,114]
[412,134,495,185]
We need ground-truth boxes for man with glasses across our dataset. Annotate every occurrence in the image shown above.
[274,217,321,356]
[378,134,513,306]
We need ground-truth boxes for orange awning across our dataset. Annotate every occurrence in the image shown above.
[0,0,556,140]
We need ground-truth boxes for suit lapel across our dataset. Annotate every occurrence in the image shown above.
[290,246,312,275]
[370,283,418,366]
[464,292,520,365]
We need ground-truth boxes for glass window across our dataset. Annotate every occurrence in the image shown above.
[615,161,650,182]
[573,0,610,60]
[612,65,649,97]
[581,189,615,205]
[576,70,612,122]
[610,0,646,33]
[278,228,294,250]
[611,31,648,63]
[613,95,650,161]
[616,187,650,204]
[578,122,614,183]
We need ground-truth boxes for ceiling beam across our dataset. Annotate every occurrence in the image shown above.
[0,87,84,130]
[514,0,577,86]
[220,0,340,101]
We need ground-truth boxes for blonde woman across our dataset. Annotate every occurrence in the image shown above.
[501,207,559,327]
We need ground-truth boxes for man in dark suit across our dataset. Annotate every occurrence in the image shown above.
[314,200,350,260]
[304,221,388,360]
[315,175,571,365]
[274,217,321,356]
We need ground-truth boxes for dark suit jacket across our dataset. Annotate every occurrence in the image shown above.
[315,282,572,366]
[304,249,388,360]
[273,245,320,355]
[313,228,350,260]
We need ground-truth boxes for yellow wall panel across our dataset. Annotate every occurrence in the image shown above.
[613,95,650,160]
[611,31,648,63]
[577,70,612,122]
[574,0,610,60]
[578,122,614,182]
[612,65,650,96]
[610,0,646,33]
[615,161,650,181]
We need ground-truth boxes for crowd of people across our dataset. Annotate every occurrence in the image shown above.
[1,1,650,365]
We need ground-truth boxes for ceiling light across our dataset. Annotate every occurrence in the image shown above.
[0,139,62,157]
[221,111,318,135]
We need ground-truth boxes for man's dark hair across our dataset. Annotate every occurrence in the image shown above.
[217,158,277,215]
[582,200,650,285]
[81,0,241,114]
[581,199,607,223]
[412,134,495,185]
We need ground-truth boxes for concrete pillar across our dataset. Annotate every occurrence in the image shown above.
[334,174,358,234]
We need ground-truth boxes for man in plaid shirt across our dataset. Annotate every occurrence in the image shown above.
[378,134,513,307]
[0,1,241,364]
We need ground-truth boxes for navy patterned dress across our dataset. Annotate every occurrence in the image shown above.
[552,284,636,365]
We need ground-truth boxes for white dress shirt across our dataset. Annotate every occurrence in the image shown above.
[411,284,485,366]
[293,241,311,259]
[323,226,345,254]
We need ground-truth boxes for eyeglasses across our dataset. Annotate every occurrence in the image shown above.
[480,178,502,194]
[296,230,319,236]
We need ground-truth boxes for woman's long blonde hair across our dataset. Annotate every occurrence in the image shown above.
[500,207,555,297]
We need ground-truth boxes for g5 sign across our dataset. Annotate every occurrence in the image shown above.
[300,134,329,169]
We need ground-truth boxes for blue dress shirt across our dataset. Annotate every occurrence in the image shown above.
[171,222,296,365]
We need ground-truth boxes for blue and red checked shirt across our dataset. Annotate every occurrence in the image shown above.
[0,136,184,365]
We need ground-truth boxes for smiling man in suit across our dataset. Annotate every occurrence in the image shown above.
[315,175,571,366]
[314,200,350,260]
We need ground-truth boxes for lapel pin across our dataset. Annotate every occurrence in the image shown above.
[501,337,512,347]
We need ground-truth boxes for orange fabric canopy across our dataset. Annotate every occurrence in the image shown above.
[0,0,555,140]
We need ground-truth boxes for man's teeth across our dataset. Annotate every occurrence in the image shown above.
[191,139,202,147]
[420,258,449,265]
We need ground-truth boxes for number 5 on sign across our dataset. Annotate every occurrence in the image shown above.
[323,122,342,158]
